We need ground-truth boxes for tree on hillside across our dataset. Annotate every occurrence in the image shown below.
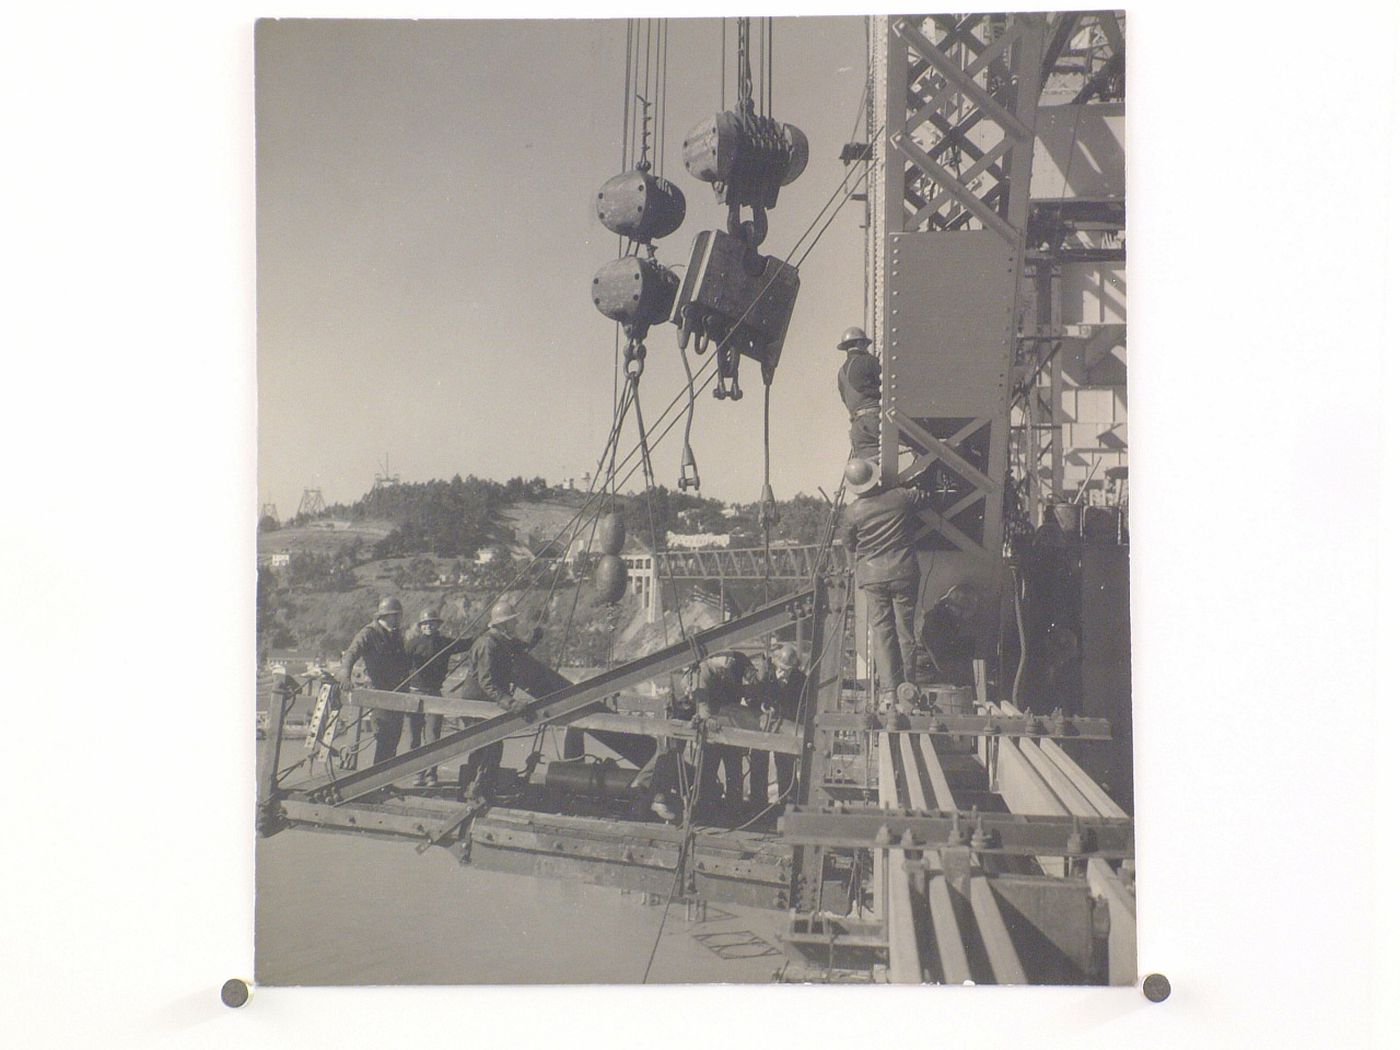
[775,494,836,545]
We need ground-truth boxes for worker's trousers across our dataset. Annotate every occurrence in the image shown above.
[747,750,797,804]
[458,716,504,796]
[700,745,746,804]
[849,412,880,460]
[406,688,444,750]
[864,577,919,693]
[370,709,405,765]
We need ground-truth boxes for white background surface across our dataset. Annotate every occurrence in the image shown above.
[2,2,1397,1047]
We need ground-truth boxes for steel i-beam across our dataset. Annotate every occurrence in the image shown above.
[290,584,817,805]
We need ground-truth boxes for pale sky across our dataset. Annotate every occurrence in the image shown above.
[256,17,869,516]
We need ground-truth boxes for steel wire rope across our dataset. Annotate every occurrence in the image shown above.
[414,376,639,691]
[628,377,695,653]
[359,133,878,719]
[640,727,708,983]
[659,21,669,180]
[595,142,883,497]
[458,374,636,656]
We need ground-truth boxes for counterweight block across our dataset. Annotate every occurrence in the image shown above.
[672,228,799,386]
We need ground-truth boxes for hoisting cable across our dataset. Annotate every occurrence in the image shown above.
[397,97,880,695]
[677,342,700,490]
[641,724,708,983]
[629,374,697,653]
[601,135,882,497]
[759,377,775,604]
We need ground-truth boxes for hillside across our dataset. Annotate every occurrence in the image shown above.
[256,475,836,666]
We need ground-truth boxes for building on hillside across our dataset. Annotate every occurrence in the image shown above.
[622,552,660,624]
[666,532,732,550]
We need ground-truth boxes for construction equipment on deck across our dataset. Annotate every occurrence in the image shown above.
[259,11,1131,987]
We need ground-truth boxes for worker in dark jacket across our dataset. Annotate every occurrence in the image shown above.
[403,606,474,787]
[836,326,881,459]
[840,459,936,701]
[746,643,806,803]
[687,649,758,806]
[457,598,541,798]
[340,596,412,765]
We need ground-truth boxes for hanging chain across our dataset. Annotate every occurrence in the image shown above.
[736,17,753,114]
[635,95,652,172]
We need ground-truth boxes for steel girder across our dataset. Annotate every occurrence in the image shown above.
[655,543,849,581]
[282,583,819,806]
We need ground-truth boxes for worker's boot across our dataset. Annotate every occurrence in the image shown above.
[412,771,428,788]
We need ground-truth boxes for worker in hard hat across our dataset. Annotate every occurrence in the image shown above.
[457,597,542,799]
[340,596,413,765]
[745,642,806,803]
[685,649,758,809]
[836,326,881,459]
[840,459,937,703]
[403,606,475,787]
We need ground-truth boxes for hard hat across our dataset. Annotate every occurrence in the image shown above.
[376,596,404,618]
[417,606,443,626]
[488,598,519,627]
[843,458,880,496]
[837,325,871,350]
[770,643,799,672]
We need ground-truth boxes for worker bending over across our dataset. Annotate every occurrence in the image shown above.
[687,649,759,808]
[403,606,474,787]
[457,598,541,799]
[841,459,936,703]
[836,326,881,459]
[341,596,413,765]
[745,642,806,804]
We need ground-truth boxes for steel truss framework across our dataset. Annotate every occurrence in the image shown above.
[654,543,848,581]
[872,12,1046,560]
[870,10,1126,552]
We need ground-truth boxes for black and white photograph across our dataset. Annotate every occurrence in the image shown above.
[254,13,1133,986]
[6,1,1396,1045]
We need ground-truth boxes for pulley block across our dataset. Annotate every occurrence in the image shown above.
[591,255,680,337]
[671,228,799,394]
[682,111,808,212]
[593,553,629,604]
[595,169,687,243]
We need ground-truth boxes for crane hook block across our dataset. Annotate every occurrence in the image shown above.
[682,112,808,211]
[671,228,799,391]
[591,256,680,335]
[595,170,687,243]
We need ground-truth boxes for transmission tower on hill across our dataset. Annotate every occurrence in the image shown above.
[372,453,400,491]
[297,488,326,517]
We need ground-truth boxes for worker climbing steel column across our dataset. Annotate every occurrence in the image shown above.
[403,606,474,787]
[836,326,881,460]
[340,596,412,765]
[840,459,936,704]
[457,598,542,799]
[745,642,805,804]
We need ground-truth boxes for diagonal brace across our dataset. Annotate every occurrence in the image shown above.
[290,584,819,804]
